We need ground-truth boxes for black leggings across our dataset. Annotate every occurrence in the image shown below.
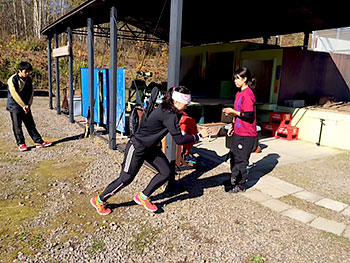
[229,133,256,188]
[99,137,175,202]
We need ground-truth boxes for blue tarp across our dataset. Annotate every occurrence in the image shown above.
[81,68,125,133]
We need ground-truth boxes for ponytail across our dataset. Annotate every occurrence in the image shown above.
[248,78,256,89]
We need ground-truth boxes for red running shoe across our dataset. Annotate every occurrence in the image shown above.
[134,192,158,212]
[90,196,111,215]
[18,144,27,152]
[35,141,52,149]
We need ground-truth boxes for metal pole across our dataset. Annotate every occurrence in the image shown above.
[67,27,75,123]
[316,119,325,146]
[54,34,61,114]
[263,36,268,45]
[165,0,183,162]
[47,37,53,110]
[109,6,117,150]
[303,32,309,50]
[88,18,94,135]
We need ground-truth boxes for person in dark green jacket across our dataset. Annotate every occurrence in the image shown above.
[7,62,52,151]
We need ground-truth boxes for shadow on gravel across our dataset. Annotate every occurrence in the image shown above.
[105,154,226,213]
[246,153,280,189]
[149,156,233,213]
[192,146,229,165]
[107,172,232,214]
[104,151,280,214]
[52,133,84,146]
[151,153,280,213]
[107,201,136,210]
[154,172,232,212]
[107,200,168,214]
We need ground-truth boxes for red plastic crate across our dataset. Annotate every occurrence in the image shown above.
[262,123,279,137]
[269,112,292,126]
[275,126,299,141]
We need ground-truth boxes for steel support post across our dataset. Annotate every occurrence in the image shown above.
[54,34,61,114]
[303,32,310,50]
[47,37,53,110]
[165,0,183,162]
[67,27,75,123]
[88,18,94,135]
[109,6,118,150]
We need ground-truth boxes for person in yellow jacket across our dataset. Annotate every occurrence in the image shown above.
[6,62,51,151]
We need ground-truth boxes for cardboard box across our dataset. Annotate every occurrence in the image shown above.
[198,122,227,137]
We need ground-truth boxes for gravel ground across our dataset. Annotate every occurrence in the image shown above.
[0,96,349,263]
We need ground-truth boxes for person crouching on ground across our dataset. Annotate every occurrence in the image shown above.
[6,62,52,151]
[222,67,257,193]
[90,86,211,215]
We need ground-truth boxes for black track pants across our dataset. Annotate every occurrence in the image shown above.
[99,137,175,202]
[10,111,43,145]
[229,133,256,188]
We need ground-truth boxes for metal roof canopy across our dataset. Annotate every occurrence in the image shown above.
[41,0,350,161]
[43,0,185,163]
[41,0,350,45]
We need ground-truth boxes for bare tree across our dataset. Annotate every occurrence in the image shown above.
[33,0,40,39]
[0,0,74,40]
[39,0,43,37]
[21,0,27,40]
[12,0,18,36]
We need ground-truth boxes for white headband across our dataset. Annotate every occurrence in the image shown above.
[172,91,191,105]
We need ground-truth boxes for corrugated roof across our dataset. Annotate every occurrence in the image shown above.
[41,0,350,46]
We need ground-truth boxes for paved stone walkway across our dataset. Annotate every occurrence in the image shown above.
[229,168,350,238]
[194,136,349,239]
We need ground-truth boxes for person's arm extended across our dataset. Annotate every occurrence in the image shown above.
[7,75,26,108]
[165,115,200,145]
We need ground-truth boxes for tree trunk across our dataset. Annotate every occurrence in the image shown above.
[33,0,41,39]
[38,0,42,39]
[21,0,28,40]
[12,0,18,37]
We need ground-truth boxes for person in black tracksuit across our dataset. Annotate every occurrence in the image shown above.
[6,62,51,151]
[90,86,210,215]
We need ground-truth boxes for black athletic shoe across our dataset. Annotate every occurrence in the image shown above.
[228,185,246,194]
[224,179,234,192]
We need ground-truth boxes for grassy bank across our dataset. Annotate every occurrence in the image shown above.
[0,37,169,96]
